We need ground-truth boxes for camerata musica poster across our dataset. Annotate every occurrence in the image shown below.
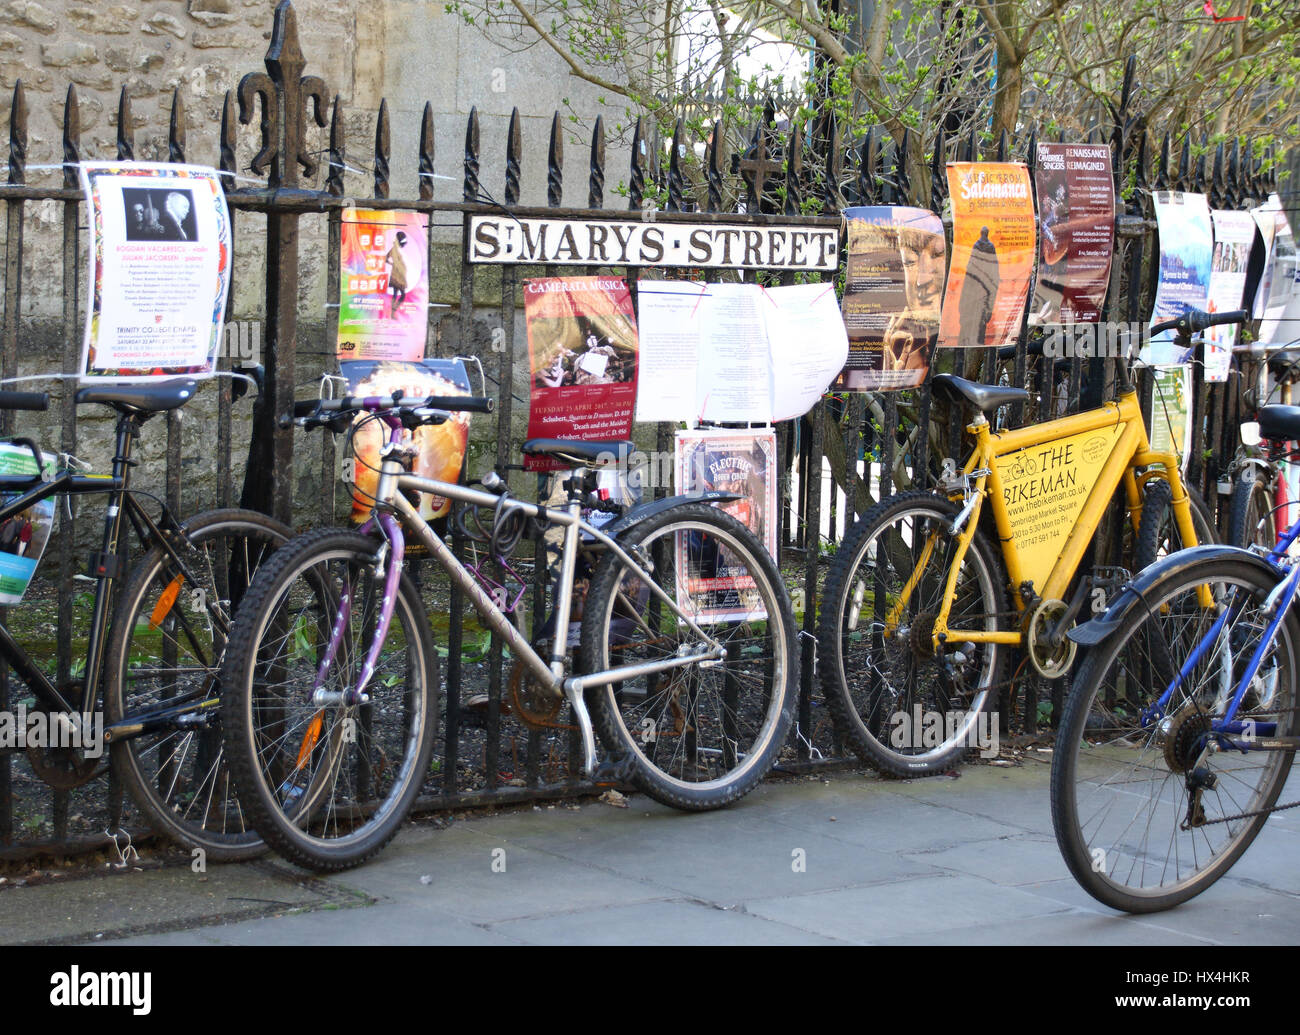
[674,429,777,622]
[1142,191,1213,366]
[939,162,1037,350]
[79,162,230,381]
[524,276,639,473]
[835,206,945,392]
[337,209,429,361]
[1029,143,1115,326]
[341,358,473,523]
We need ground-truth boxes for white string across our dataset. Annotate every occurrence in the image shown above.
[457,354,487,397]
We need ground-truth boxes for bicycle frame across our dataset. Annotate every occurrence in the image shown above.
[333,414,730,775]
[906,387,1201,651]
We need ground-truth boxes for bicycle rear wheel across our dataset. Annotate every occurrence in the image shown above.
[1051,556,1298,912]
[220,528,438,872]
[579,503,797,810]
[104,508,290,861]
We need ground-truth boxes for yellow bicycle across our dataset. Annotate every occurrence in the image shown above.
[817,309,1245,775]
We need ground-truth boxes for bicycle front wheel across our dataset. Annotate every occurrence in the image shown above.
[1228,466,1277,552]
[817,491,1009,776]
[104,508,291,862]
[1051,556,1298,913]
[220,528,438,872]
[579,503,797,811]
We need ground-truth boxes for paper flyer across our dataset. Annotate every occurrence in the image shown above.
[939,162,1037,350]
[524,276,639,473]
[1029,143,1115,326]
[835,206,945,392]
[674,429,777,622]
[337,209,429,361]
[1254,195,1298,347]
[341,358,474,523]
[1149,364,1194,475]
[636,280,847,422]
[0,443,57,604]
[1142,191,1213,366]
[78,162,230,381]
[1205,209,1255,380]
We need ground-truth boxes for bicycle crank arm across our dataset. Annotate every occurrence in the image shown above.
[562,682,598,776]
[102,696,220,743]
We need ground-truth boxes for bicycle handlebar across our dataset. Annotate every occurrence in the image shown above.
[0,391,49,412]
[292,393,495,418]
[1150,308,1249,338]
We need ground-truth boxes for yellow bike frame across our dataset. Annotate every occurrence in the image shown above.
[909,388,1202,651]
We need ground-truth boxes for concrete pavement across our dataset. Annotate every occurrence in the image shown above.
[3,755,1299,945]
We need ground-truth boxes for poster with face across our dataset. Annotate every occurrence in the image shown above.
[79,162,230,381]
[340,358,474,524]
[835,206,945,392]
[524,276,639,473]
[939,163,1037,350]
[336,209,429,361]
[1254,195,1298,348]
[1029,143,1115,327]
[1142,192,1214,366]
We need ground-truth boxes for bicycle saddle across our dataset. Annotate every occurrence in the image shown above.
[931,373,1028,413]
[75,378,197,416]
[1268,350,1300,379]
[521,438,635,468]
[1258,405,1300,442]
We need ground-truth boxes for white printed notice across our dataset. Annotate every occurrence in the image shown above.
[79,162,231,381]
[636,280,848,423]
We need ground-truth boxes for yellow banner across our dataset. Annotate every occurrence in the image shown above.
[994,423,1124,592]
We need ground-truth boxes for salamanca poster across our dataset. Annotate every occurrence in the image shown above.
[524,276,639,473]
[939,162,1037,350]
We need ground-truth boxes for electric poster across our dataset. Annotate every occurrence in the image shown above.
[524,276,639,473]
[1143,192,1213,366]
[341,358,473,523]
[79,162,230,381]
[939,162,1037,350]
[674,429,778,622]
[1029,143,1115,327]
[337,209,429,361]
[836,206,945,392]
[993,421,1125,594]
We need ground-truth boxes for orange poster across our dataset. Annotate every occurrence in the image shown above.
[939,163,1037,349]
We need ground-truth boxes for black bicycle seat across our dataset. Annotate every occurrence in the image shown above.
[1268,351,1300,380]
[931,373,1029,413]
[75,378,198,416]
[1259,405,1300,442]
[521,438,635,468]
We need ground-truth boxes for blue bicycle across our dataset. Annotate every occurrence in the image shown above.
[1052,401,1300,912]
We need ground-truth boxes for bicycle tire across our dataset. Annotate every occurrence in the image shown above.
[104,508,291,862]
[579,503,797,810]
[1051,555,1298,913]
[220,527,438,872]
[1134,478,1217,573]
[817,490,1009,777]
[1228,466,1277,552]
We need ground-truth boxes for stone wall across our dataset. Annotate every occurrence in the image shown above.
[0,0,640,547]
